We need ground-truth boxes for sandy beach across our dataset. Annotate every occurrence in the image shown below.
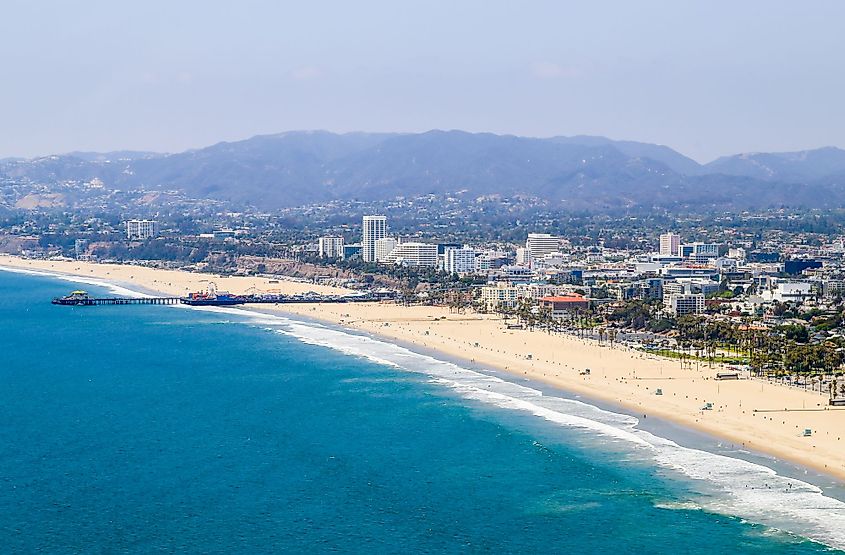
[6,253,845,481]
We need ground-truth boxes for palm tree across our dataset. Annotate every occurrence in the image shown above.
[515,298,534,330]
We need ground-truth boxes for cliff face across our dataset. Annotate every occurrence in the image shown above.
[0,234,40,254]
[236,256,402,290]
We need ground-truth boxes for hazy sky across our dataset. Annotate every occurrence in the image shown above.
[2,1,844,162]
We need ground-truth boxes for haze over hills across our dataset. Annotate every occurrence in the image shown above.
[3,130,845,212]
[705,147,845,181]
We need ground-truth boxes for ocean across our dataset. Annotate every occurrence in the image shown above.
[2,268,844,553]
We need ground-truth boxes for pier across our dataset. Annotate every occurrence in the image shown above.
[51,288,382,307]
[52,295,180,306]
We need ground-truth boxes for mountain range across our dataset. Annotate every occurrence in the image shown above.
[4,130,845,212]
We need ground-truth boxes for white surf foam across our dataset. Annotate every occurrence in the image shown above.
[267,313,845,551]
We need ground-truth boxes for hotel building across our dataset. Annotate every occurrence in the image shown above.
[385,242,438,267]
[526,233,565,261]
[375,237,398,262]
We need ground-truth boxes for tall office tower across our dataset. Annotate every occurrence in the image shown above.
[659,232,681,256]
[362,215,387,262]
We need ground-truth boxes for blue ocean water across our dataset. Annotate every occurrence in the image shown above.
[1,269,843,553]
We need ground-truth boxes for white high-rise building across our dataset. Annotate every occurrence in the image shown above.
[659,232,681,256]
[318,236,345,258]
[375,237,398,262]
[526,233,565,261]
[444,247,476,274]
[362,215,387,262]
[126,219,160,240]
[385,242,438,267]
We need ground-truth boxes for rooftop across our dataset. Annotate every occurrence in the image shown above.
[540,295,587,303]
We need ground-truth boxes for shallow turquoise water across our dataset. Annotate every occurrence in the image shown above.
[0,269,840,553]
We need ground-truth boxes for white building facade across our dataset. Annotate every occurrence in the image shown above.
[665,293,705,316]
[526,233,565,262]
[318,236,345,258]
[480,282,575,312]
[126,219,160,240]
[761,281,814,303]
[444,247,476,274]
[375,237,398,262]
[480,282,521,311]
[385,242,438,267]
[362,215,387,262]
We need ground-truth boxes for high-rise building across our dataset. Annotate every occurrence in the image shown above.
[318,236,345,258]
[375,237,398,262]
[362,215,387,262]
[444,246,476,274]
[385,242,438,267]
[126,219,160,240]
[526,233,565,262]
[659,232,681,256]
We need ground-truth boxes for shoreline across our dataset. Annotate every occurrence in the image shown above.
[5,254,845,484]
[254,302,845,499]
[265,302,845,483]
[9,263,845,553]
